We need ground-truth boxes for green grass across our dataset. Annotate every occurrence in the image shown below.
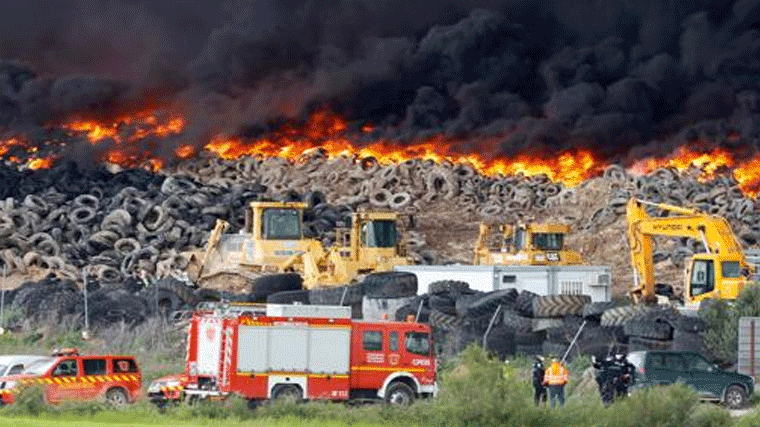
[0,331,754,427]
[0,414,395,427]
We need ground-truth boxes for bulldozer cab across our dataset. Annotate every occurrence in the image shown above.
[360,217,399,248]
[246,202,305,240]
[685,253,750,303]
[475,222,581,265]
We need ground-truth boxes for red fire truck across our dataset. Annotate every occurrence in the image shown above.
[148,304,436,406]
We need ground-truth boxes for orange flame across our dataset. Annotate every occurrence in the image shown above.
[1,109,759,198]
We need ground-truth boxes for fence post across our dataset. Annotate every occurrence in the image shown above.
[82,269,90,340]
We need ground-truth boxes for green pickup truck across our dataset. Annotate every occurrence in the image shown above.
[628,350,754,409]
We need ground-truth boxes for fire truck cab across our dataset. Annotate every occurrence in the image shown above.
[148,304,436,406]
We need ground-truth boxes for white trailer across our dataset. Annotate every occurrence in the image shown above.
[394,264,611,302]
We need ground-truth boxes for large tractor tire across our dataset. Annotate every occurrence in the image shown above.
[250,273,303,302]
[502,309,533,333]
[308,283,364,305]
[267,290,310,305]
[429,309,463,331]
[516,290,538,317]
[582,301,616,320]
[532,294,591,317]
[600,305,648,327]
[428,280,470,297]
[623,319,672,340]
[362,272,417,298]
[463,289,518,318]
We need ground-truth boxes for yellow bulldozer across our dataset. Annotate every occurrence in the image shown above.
[189,201,325,290]
[626,198,756,304]
[473,221,583,266]
[289,210,411,288]
[190,200,410,291]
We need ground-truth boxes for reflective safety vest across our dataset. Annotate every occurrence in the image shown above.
[543,362,569,386]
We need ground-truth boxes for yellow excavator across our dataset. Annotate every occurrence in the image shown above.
[285,210,411,288]
[626,198,755,304]
[473,222,583,265]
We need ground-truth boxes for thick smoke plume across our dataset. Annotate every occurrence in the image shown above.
[1,0,759,166]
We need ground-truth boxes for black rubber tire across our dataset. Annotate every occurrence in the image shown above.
[532,294,591,317]
[394,303,430,322]
[582,301,616,319]
[385,382,415,406]
[502,309,533,333]
[250,273,303,301]
[516,290,538,317]
[724,385,748,409]
[463,311,502,331]
[362,272,417,298]
[464,289,518,318]
[155,278,199,305]
[514,331,545,346]
[106,387,129,407]
[136,287,184,317]
[600,305,648,327]
[267,290,310,304]
[623,319,672,340]
[194,288,222,302]
[429,309,463,331]
[455,292,484,316]
[308,283,363,305]
[271,384,302,402]
[631,305,679,327]
[484,325,516,360]
[674,316,705,333]
[671,330,707,354]
[429,280,470,297]
[429,294,457,315]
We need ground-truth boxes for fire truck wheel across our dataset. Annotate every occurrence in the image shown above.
[106,387,129,407]
[385,382,415,406]
[272,384,302,402]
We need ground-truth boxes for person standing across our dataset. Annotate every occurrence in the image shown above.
[543,356,569,408]
[531,356,547,406]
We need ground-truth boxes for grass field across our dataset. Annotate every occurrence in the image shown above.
[0,415,396,427]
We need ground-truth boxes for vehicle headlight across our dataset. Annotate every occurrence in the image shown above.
[2,381,17,390]
[148,380,179,393]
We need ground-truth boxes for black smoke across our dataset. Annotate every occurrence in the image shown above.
[1,0,760,166]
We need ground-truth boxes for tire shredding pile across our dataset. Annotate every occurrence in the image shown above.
[0,154,754,364]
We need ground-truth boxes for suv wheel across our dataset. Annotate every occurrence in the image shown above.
[106,387,129,407]
[724,385,747,409]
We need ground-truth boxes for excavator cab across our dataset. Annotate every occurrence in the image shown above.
[685,253,749,303]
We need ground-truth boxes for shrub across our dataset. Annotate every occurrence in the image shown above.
[684,404,733,427]
[1,385,49,416]
[601,384,700,427]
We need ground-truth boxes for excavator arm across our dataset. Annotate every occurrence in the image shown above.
[626,198,750,302]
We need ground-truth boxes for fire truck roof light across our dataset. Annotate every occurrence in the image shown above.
[51,347,79,356]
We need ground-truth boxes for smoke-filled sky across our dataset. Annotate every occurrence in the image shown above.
[1,0,759,164]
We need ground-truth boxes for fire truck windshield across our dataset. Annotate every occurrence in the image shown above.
[405,332,430,356]
[262,208,302,240]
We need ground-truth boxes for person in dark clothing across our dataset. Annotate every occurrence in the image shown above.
[531,356,547,406]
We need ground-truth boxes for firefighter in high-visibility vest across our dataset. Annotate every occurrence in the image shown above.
[542,357,569,408]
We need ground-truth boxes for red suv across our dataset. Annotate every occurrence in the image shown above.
[0,348,142,406]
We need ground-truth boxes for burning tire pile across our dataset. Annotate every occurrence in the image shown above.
[0,152,755,357]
